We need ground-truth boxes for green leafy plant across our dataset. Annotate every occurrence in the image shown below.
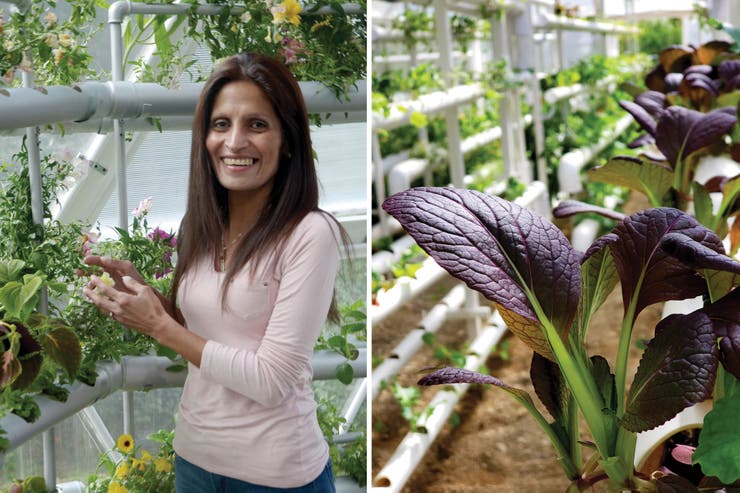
[314,298,366,384]
[0,260,82,452]
[391,9,433,51]
[3,475,50,493]
[316,395,366,486]
[383,187,740,491]
[186,0,366,103]
[66,197,179,382]
[0,0,100,87]
[391,380,433,434]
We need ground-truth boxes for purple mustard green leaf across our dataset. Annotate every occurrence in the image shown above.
[719,60,740,87]
[589,156,674,208]
[664,72,684,92]
[577,239,619,341]
[530,352,569,423]
[383,187,581,360]
[661,232,740,274]
[684,64,713,76]
[623,311,718,433]
[701,288,740,379]
[654,107,737,169]
[418,367,527,400]
[634,91,667,118]
[628,133,655,148]
[619,100,657,136]
[654,475,700,492]
[610,208,715,321]
[691,392,740,484]
[583,232,618,260]
[552,200,626,222]
[681,72,718,96]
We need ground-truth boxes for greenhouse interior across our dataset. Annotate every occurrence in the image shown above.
[0,0,367,492]
[1,0,740,492]
[370,0,739,492]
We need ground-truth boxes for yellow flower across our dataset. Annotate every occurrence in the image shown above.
[114,461,130,479]
[310,18,331,33]
[116,434,134,454]
[271,0,301,26]
[154,457,173,473]
[140,450,152,462]
[108,482,128,493]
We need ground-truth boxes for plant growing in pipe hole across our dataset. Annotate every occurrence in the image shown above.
[313,298,366,384]
[590,39,740,237]
[382,187,740,491]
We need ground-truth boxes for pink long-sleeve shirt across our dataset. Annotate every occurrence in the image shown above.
[173,211,340,487]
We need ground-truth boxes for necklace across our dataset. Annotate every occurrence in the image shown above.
[219,230,245,271]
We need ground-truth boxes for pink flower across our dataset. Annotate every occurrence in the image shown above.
[148,227,177,279]
[132,196,153,219]
[80,231,99,256]
[148,227,176,248]
[278,37,307,65]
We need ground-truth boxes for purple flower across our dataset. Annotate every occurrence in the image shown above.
[148,227,176,248]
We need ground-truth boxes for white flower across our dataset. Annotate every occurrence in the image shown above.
[43,11,57,26]
[3,40,13,51]
[240,11,252,23]
[59,33,73,48]
[132,196,153,218]
[44,33,59,48]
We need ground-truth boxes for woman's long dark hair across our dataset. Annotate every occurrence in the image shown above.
[170,52,347,324]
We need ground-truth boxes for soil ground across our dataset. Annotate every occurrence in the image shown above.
[371,195,662,493]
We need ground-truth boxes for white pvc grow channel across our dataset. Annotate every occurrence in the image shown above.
[373,314,507,492]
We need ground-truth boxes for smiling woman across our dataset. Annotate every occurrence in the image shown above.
[206,79,284,239]
[83,52,349,493]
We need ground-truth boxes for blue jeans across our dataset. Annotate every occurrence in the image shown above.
[174,454,336,493]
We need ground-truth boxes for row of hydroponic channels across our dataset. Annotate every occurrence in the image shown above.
[371,0,740,491]
[0,1,368,492]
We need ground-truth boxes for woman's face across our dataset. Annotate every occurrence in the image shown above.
[206,80,284,206]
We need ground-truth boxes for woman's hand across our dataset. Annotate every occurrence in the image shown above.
[83,274,171,341]
[83,255,145,293]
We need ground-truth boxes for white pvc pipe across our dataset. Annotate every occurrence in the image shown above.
[387,158,429,196]
[339,379,368,435]
[558,113,634,194]
[536,12,639,34]
[0,350,366,455]
[370,258,448,324]
[0,81,366,130]
[373,51,468,67]
[571,218,601,253]
[372,84,485,131]
[372,283,467,399]
[371,235,417,275]
[373,319,507,491]
[56,481,86,493]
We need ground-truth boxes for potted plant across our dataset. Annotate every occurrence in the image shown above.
[382,186,739,491]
